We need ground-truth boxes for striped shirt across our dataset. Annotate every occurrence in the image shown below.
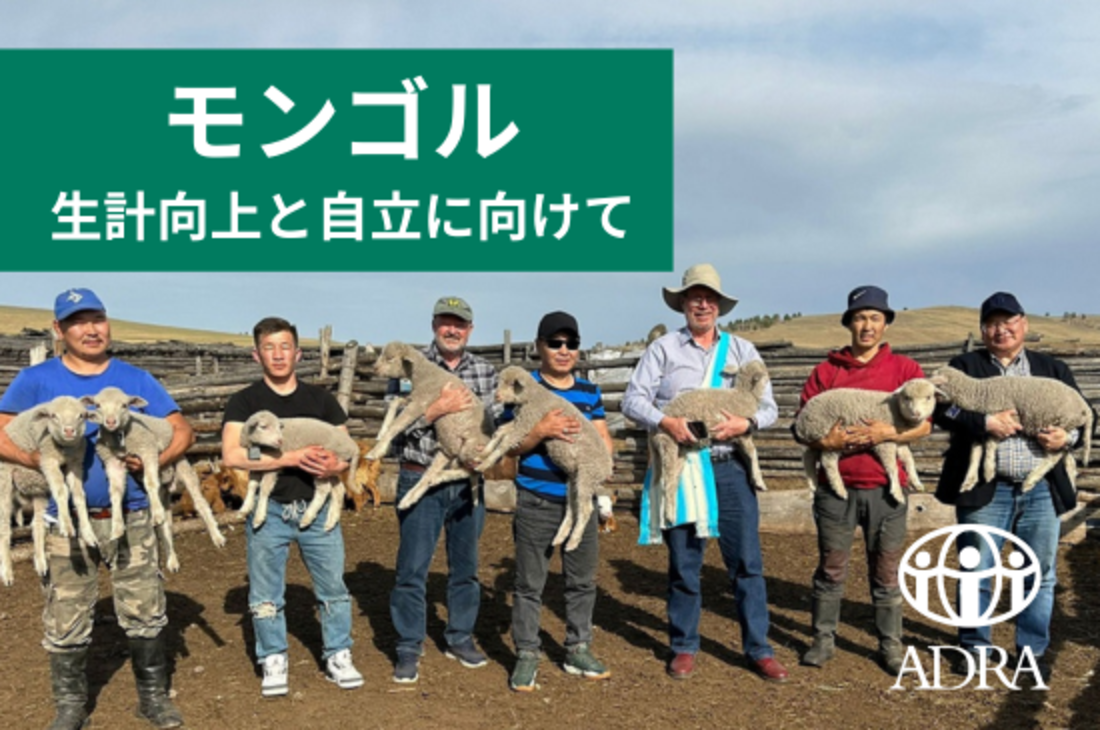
[389,343,500,467]
[505,371,606,502]
[991,350,1079,481]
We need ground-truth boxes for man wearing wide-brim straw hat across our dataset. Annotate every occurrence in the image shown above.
[623,263,789,682]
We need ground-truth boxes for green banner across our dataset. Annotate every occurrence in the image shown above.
[0,49,672,272]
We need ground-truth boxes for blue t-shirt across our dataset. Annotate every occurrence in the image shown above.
[0,357,180,514]
[505,372,606,502]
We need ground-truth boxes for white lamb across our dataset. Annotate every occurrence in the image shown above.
[238,411,361,531]
[87,387,227,572]
[0,396,91,586]
[476,366,613,551]
[794,379,938,504]
[928,365,1094,492]
[651,360,770,524]
[366,341,495,510]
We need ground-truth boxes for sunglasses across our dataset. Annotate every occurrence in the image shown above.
[544,337,580,351]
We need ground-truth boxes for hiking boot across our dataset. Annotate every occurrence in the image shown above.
[510,649,540,692]
[802,597,840,668]
[325,649,364,689]
[48,648,90,730]
[445,639,488,668]
[130,635,184,729]
[875,601,905,676]
[393,653,420,684]
[563,643,610,680]
[261,653,289,697]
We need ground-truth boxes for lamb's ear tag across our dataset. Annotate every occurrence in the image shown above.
[399,378,412,395]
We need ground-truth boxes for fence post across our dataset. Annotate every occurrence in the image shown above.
[29,342,47,366]
[320,325,333,372]
[503,329,512,365]
[336,340,359,414]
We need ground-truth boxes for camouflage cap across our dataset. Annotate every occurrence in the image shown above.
[433,296,473,322]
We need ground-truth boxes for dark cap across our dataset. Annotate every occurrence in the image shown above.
[433,296,473,322]
[537,311,580,341]
[54,288,107,322]
[841,285,895,326]
[980,292,1025,323]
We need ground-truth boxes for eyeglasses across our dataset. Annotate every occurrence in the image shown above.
[981,316,1023,334]
[685,294,719,307]
[544,337,580,351]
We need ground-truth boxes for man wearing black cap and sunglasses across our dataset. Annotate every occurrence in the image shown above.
[505,312,614,692]
[934,292,1091,684]
[795,286,928,675]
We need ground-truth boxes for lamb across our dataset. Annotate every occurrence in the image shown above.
[650,360,770,524]
[794,378,939,504]
[475,366,613,551]
[238,411,361,531]
[0,396,91,586]
[928,365,1094,492]
[86,387,227,572]
[365,341,495,510]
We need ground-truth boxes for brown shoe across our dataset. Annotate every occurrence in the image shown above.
[751,656,789,682]
[667,653,695,679]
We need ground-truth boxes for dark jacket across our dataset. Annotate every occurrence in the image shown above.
[933,348,1088,515]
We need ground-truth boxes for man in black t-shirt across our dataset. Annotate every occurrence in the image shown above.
[221,317,362,698]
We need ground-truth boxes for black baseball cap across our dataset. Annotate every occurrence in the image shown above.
[537,311,580,341]
[980,292,1025,323]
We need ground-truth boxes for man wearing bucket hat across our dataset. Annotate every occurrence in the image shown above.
[0,288,192,729]
[933,292,1091,684]
[386,296,500,684]
[623,264,788,682]
[795,286,928,675]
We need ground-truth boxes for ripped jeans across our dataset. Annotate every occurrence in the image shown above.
[246,499,352,661]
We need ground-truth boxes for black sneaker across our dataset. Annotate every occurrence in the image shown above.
[1014,649,1052,687]
[393,653,420,684]
[445,640,488,668]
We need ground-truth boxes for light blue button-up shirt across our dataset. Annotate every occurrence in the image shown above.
[622,327,778,456]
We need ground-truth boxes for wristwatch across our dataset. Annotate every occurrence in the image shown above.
[746,417,758,434]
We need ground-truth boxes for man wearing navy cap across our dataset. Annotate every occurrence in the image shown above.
[0,289,193,729]
[795,286,929,675]
[934,292,1090,684]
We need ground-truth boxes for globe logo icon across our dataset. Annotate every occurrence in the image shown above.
[899,525,1041,629]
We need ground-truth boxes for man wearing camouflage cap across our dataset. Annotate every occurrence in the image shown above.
[386,297,500,683]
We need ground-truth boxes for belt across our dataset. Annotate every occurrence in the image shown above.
[88,507,139,520]
[400,462,428,473]
[710,451,741,464]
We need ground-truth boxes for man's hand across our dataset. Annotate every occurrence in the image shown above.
[123,455,145,474]
[426,383,474,424]
[659,416,697,446]
[986,409,1023,440]
[1036,426,1069,452]
[710,411,750,441]
[535,409,582,444]
[297,446,347,478]
[846,419,898,447]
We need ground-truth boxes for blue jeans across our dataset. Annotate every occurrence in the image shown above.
[664,457,774,661]
[956,480,1060,657]
[246,500,353,661]
[390,469,485,657]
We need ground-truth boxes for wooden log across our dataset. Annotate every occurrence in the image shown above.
[336,341,359,414]
[320,324,332,373]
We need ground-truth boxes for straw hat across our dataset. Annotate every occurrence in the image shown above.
[662,263,738,316]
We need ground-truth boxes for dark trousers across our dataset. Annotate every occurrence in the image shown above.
[511,488,599,652]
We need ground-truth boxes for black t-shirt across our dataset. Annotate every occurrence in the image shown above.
[223,380,348,504]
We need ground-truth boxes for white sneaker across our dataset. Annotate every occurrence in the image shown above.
[326,649,364,689]
[261,653,289,697]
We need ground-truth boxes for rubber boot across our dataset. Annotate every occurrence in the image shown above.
[47,648,90,730]
[875,601,905,675]
[130,635,183,729]
[801,597,840,667]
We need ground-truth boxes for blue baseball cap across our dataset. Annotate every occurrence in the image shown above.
[980,292,1025,323]
[54,288,107,322]
[841,285,895,326]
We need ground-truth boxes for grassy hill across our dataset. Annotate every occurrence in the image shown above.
[737,306,1100,349]
[0,305,256,346]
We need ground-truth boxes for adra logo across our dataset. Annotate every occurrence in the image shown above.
[891,525,1048,691]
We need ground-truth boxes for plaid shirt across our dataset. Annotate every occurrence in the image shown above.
[389,342,500,466]
[992,350,1079,481]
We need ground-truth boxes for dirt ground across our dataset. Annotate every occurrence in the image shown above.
[2,507,1099,730]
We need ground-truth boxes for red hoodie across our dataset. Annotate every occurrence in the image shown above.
[798,343,925,489]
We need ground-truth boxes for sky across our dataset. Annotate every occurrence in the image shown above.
[2,2,1099,348]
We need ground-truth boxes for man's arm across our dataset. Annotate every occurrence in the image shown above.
[158,412,195,467]
[0,413,39,469]
[220,421,312,472]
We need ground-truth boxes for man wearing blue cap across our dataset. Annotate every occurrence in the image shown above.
[934,292,1090,684]
[795,286,929,675]
[0,289,193,729]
